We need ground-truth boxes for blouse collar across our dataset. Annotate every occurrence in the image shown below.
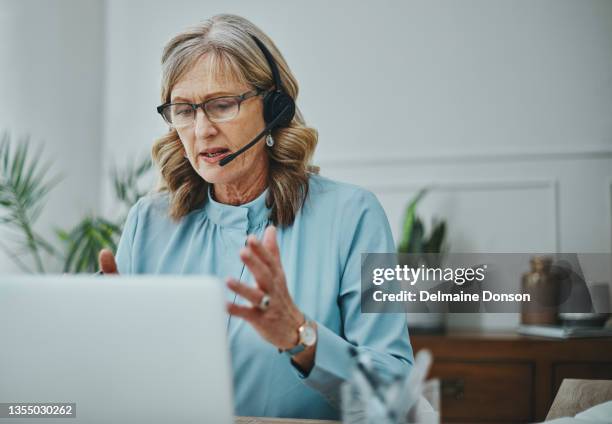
[203,185,271,229]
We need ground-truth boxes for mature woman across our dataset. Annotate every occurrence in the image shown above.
[98,14,413,420]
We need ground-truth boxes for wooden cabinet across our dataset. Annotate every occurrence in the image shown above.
[410,331,612,423]
[435,361,533,422]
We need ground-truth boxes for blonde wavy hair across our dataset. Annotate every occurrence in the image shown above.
[151,14,319,227]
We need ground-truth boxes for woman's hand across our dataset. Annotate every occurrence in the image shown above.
[98,249,119,274]
[227,226,311,353]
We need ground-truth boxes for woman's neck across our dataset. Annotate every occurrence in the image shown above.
[211,165,268,206]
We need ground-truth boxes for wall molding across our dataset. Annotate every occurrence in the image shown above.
[364,178,561,253]
[317,146,612,168]
[608,178,612,254]
[364,179,556,193]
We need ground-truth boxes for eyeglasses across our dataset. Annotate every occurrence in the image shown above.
[156,89,263,128]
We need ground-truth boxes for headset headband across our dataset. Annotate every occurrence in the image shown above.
[250,35,284,93]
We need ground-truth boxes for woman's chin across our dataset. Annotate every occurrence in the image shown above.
[197,164,233,185]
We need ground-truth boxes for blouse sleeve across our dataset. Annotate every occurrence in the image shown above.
[115,199,141,275]
[291,189,414,408]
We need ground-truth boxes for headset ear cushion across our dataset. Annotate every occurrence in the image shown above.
[263,91,296,128]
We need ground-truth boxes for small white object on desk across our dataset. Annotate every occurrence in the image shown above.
[341,348,439,424]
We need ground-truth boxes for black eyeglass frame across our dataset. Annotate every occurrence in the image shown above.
[156,89,264,126]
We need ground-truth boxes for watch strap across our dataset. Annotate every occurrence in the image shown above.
[280,315,312,357]
[282,342,306,356]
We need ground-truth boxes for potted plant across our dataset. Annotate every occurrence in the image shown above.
[398,188,448,333]
[0,132,151,273]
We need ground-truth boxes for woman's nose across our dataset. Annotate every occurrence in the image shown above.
[194,107,218,139]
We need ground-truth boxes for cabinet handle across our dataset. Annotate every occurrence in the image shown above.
[441,378,465,400]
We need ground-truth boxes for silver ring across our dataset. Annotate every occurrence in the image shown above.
[258,293,271,311]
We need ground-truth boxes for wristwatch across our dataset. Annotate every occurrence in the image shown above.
[281,319,317,357]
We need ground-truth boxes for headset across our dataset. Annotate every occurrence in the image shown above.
[223,35,292,329]
[219,35,296,166]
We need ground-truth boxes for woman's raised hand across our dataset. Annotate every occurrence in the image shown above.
[226,226,306,351]
[98,249,119,274]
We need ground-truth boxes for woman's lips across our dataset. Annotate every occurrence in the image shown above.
[199,151,231,164]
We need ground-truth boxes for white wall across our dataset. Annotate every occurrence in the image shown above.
[0,0,105,272]
[103,0,612,154]
[102,0,612,238]
[3,1,610,327]
[101,0,612,329]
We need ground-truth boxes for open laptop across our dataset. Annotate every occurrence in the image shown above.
[0,275,234,424]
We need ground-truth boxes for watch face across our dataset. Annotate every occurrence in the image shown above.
[300,324,317,346]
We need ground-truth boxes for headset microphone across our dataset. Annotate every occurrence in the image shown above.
[219,104,290,167]
[218,34,295,167]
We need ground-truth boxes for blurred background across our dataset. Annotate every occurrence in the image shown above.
[1,0,611,330]
[1,2,612,422]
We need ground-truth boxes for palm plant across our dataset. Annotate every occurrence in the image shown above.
[398,188,447,268]
[0,133,61,273]
[0,131,152,273]
[55,155,152,273]
[55,216,122,273]
[111,156,152,223]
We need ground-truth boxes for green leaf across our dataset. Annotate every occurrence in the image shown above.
[398,188,428,253]
[59,215,122,273]
[424,221,446,254]
[55,228,70,241]
[111,155,152,209]
[0,133,59,273]
[63,223,89,273]
[11,139,28,192]
[409,218,425,253]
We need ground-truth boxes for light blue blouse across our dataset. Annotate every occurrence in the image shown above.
[115,173,413,420]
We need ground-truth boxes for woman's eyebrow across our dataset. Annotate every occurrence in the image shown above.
[171,91,236,103]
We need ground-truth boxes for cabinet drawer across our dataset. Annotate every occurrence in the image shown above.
[430,361,533,422]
